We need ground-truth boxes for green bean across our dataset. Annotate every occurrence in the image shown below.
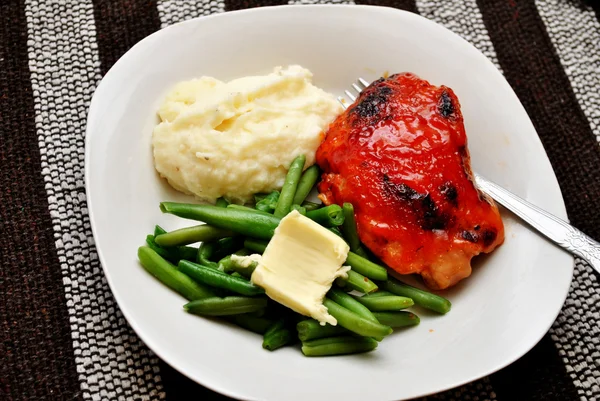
[354,294,414,311]
[301,336,378,357]
[160,203,280,240]
[154,225,167,236]
[255,191,279,214]
[220,255,259,278]
[345,252,388,281]
[323,298,392,338]
[218,255,235,271]
[230,272,243,279]
[218,248,250,271]
[305,204,344,227]
[154,225,236,247]
[328,288,378,323]
[354,247,370,259]
[178,260,265,296]
[262,319,294,351]
[292,165,319,205]
[244,238,268,254]
[296,319,349,341]
[233,259,258,277]
[381,277,451,314]
[364,291,394,298]
[328,227,344,239]
[217,258,232,272]
[149,225,169,257]
[248,307,267,318]
[211,236,244,261]
[146,234,197,264]
[254,193,269,202]
[230,314,274,334]
[197,241,218,268]
[335,270,378,294]
[290,204,307,215]
[146,234,173,260]
[328,288,383,340]
[184,296,267,316]
[215,197,229,208]
[301,201,322,211]
[274,155,306,218]
[372,312,420,328]
[340,203,370,259]
[227,204,272,215]
[178,246,198,262]
[340,203,361,251]
[137,246,215,300]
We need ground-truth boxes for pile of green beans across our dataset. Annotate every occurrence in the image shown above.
[137,155,451,357]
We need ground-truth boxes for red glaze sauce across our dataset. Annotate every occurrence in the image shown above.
[316,73,504,289]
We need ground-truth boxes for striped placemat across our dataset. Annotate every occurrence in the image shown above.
[1,0,598,400]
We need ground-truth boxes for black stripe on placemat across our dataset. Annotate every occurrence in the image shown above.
[159,360,232,400]
[477,0,596,399]
[92,0,162,75]
[582,0,600,23]
[354,0,417,13]
[224,0,288,12]
[491,335,580,401]
[0,1,82,400]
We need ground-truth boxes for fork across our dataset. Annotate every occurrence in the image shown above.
[339,78,600,275]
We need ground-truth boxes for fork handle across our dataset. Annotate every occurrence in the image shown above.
[474,174,600,275]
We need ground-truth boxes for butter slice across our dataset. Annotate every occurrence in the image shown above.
[251,210,350,325]
[231,253,262,268]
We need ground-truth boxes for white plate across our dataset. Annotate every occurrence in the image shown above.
[85,5,573,400]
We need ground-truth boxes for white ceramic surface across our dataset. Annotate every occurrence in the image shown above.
[85,5,573,401]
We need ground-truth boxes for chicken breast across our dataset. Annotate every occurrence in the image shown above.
[316,73,504,289]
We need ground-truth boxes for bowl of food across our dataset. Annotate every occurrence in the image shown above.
[85,5,573,401]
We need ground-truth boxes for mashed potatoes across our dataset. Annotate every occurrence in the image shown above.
[152,65,342,204]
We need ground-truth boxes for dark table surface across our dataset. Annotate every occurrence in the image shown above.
[1,0,599,400]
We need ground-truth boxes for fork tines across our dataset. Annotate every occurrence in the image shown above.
[338,77,370,109]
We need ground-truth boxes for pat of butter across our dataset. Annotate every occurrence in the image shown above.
[231,254,261,268]
[251,210,350,325]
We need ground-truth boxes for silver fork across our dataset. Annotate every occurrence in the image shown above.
[340,78,600,275]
